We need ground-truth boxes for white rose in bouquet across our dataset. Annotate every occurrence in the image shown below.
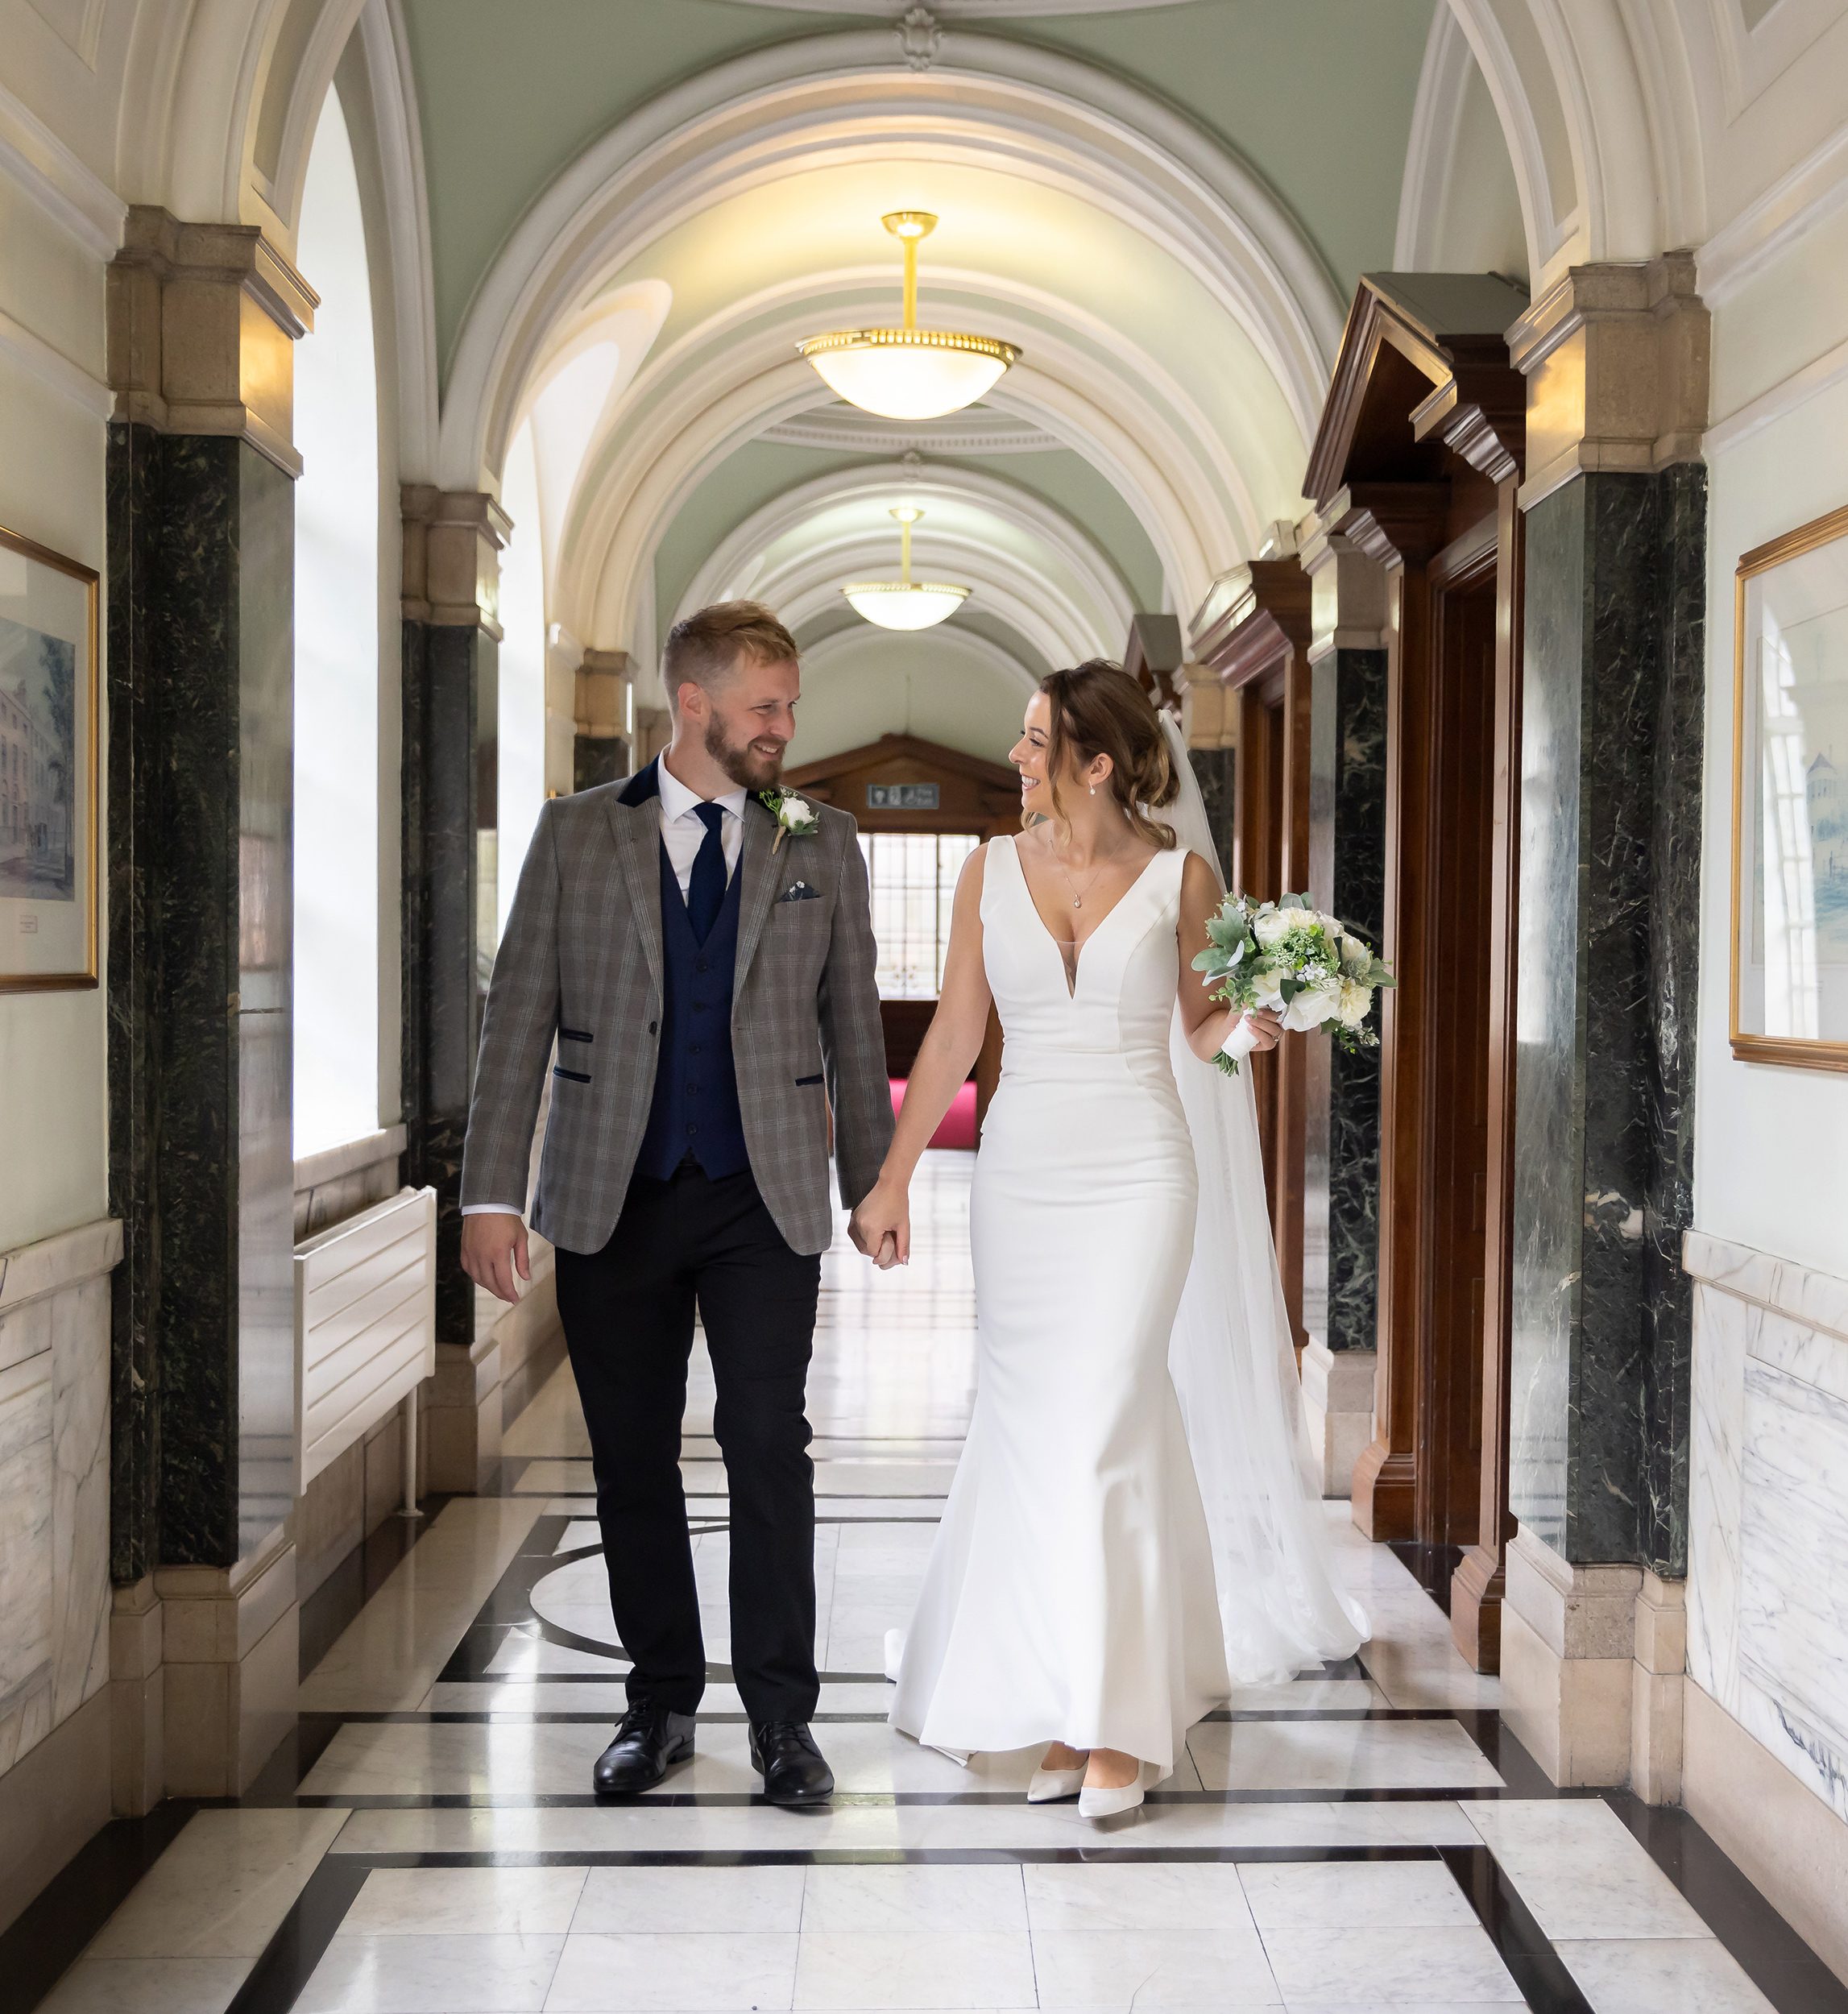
[1252,908,1294,950]
[1250,964,1287,1010]
[1339,932,1373,976]
[1282,981,1343,1032]
[1336,977,1372,1028]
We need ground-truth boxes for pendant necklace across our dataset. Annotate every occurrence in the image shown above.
[1050,844,1106,910]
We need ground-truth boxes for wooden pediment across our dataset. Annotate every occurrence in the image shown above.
[1191,558,1312,697]
[1303,273,1531,509]
[784,732,1021,834]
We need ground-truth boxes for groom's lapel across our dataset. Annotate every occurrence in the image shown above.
[605,760,665,998]
[732,795,781,1001]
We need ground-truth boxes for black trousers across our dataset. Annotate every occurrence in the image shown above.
[553,1162,822,1723]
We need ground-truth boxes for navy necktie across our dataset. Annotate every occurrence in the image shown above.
[686,802,727,944]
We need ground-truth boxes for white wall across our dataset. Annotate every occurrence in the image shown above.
[0,132,114,1254]
[1693,202,1848,1278]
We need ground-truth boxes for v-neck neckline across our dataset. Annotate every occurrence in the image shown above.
[1011,834,1164,999]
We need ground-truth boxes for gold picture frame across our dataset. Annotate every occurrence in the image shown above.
[1730,501,1848,1071]
[0,524,99,992]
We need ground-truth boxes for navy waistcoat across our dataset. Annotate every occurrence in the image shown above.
[635,836,750,1181]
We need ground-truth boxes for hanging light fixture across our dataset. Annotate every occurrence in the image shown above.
[843,507,970,631]
[798,212,1019,421]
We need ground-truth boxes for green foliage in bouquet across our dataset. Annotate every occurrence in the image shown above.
[1191,893,1395,1077]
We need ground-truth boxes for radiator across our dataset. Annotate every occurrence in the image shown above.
[293,1185,437,1494]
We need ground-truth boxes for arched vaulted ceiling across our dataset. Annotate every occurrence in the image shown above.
[424,11,1417,725]
[81,0,1770,754]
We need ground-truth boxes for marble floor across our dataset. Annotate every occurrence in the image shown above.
[13,1154,1846,2014]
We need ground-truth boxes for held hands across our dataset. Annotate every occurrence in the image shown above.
[461,1211,532,1305]
[849,1176,910,1270]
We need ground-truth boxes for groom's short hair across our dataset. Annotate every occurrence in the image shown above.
[663,601,798,707]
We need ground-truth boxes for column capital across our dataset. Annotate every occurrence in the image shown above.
[401,485,511,632]
[575,647,634,738]
[107,206,317,475]
[1178,660,1233,750]
[1296,498,1389,655]
[1506,250,1709,511]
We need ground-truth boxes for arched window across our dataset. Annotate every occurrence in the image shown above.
[292,87,382,1156]
[496,420,547,938]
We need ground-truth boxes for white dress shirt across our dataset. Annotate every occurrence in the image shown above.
[655,755,747,894]
[462,758,748,1218]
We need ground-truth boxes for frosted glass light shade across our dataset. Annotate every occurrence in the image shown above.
[798,329,1016,420]
[842,581,971,630]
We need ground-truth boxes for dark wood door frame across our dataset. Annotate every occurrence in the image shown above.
[1193,562,1314,1351]
[1300,276,1527,1667]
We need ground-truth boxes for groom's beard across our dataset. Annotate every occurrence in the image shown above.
[706,713,785,792]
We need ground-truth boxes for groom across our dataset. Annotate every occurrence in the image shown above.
[459,600,892,1805]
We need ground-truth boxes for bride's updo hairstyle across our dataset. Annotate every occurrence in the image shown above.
[1032,658,1181,849]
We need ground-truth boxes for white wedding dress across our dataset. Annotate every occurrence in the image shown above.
[889,726,1368,1776]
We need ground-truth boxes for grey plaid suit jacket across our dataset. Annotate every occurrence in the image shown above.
[460,760,894,1258]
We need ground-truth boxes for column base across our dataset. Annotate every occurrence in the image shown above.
[109,1577,165,1816]
[1299,1340,1375,1499]
[1449,1541,1504,1673]
[1349,1440,1415,1540]
[425,1333,503,1494]
[1501,1525,1687,1795]
[153,1531,299,1796]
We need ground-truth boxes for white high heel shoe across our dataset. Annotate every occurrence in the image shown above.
[1078,1766,1146,1821]
[1026,1763,1086,1803]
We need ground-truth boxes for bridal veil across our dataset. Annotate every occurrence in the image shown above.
[1155,710,1369,1682]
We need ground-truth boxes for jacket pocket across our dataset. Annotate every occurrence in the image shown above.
[558,1026,594,1044]
[553,1064,592,1084]
[794,1072,824,1088]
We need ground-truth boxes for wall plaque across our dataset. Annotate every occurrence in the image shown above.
[868,782,939,810]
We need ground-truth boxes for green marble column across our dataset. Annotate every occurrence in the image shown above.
[106,213,313,1579]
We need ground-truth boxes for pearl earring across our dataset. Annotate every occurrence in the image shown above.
[1089,784,1096,795]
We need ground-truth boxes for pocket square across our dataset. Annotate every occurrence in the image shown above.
[777,881,822,902]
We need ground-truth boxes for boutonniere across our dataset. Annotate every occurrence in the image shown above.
[758,787,819,854]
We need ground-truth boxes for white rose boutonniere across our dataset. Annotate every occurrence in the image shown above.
[759,788,820,854]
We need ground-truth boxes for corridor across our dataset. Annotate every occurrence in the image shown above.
[17,1157,1836,2014]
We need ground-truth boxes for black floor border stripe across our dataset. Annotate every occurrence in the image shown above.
[222,1853,371,2014]
[276,1788,1583,1809]
[1606,1793,1848,2014]
[317,1706,1469,1726]
[327,1843,1453,1869]
[1440,1843,1595,2014]
[0,1802,197,2014]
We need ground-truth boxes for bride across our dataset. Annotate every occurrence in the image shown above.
[848,659,1367,1819]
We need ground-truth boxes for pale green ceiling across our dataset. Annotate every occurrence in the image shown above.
[401,0,1438,379]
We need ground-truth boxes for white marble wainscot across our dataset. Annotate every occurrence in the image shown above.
[0,1219,121,1774]
[1684,1229,1848,1821]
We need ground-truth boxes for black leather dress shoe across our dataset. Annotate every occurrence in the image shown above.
[749,1721,835,1806]
[593,1701,697,1794]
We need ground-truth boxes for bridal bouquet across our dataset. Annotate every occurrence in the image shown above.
[1191,893,1395,1076]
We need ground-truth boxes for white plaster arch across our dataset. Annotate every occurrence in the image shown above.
[675,462,1133,661]
[788,619,1038,770]
[115,0,440,470]
[435,27,1345,498]
[1435,0,1705,288]
[557,289,1238,663]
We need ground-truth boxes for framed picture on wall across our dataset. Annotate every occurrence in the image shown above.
[0,525,98,992]
[1731,502,1848,1071]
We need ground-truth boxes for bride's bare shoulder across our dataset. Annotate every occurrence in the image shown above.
[1178,848,1223,907]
